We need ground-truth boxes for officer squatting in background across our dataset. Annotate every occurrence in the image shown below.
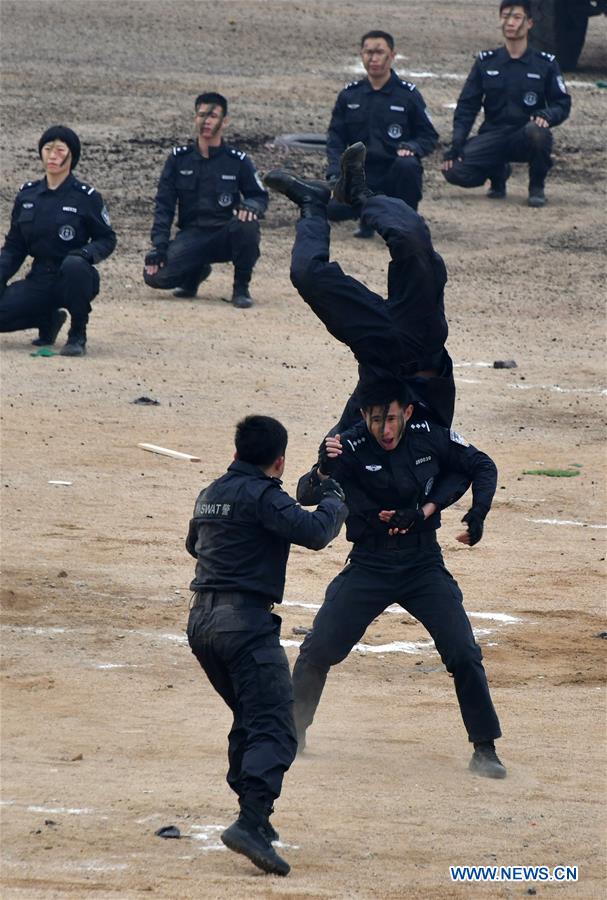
[185,415,347,877]
[442,1,571,207]
[326,30,438,237]
[294,378,507,780]
[144,93,268,309]
[265,141,456,434]
[0,126,117,356]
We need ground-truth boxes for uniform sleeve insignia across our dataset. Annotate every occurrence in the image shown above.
[557,74,568,94]
[449,428,469,447]
[410,420,430,432]
[78,182,96,195]
[540,51,556,61]
[101,205,111,226]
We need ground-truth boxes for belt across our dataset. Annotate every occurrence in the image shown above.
[355,530,438,552]
[191,590,273,611]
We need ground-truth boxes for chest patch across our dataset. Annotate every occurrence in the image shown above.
[179,169,194,176]
[415,456,432,466]
[486,70,499,76]
[58,224,76,241]
[347,103,360,109]
[196,500,233,519]
[217,192,233,207]
[527,72,540,79]
[365,464,382,472]
[22,202,34,209]
[449,429,469,447]
[387,123,403,139]
[523,91,538,106]
[221,174,237,180]
[390,105,405,112]
[62,206,78,213]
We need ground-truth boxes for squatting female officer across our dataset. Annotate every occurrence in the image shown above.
[0,126,116,356]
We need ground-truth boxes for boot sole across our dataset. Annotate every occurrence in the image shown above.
[468,760,507,779]
[221,829,290,876]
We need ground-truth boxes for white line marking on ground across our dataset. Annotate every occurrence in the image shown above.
[27,805,94,815]
[528,518,607,529]
[509,382,606,395]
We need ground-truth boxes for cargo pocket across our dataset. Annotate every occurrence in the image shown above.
[252,645,293,705]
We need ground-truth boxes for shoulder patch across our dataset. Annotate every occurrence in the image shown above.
[409,420,431,433]
[478,49,495,60]
[172,145,190,156]
[400,80,416,91]
[76,181,96,195]
[345,434,367,452]
[229,148,246,160]
[540,50,556,62]
[449,429,469,447]
[19,180,37,191]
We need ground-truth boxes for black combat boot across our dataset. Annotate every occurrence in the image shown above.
[332,142,374,207]
[60,324,87,357]
[469,741,507,779]
[232,270,254,309]
[528,181,547,208]
[486,163,511,199]
[221,801,290,876]
[264,170,331,218]
[173,263,212,298]
[32,308,67,346]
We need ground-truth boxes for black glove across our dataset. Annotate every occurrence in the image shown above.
[390,508,425,532]
[443,144,462,161]
[235,199,263,219]
[397,142,418,155]
[317,477,346,503]
[144,247,167,268]
[318,441,337,477]
[68,247,93,263]
[461,507,486,546]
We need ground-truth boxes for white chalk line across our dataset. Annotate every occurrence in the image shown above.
[509,382,606,395]
[528,517,607,529]
[27,805,94,815]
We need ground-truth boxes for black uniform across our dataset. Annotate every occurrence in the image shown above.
[145,141,268,294]
[0,174,116,336]
[326,71,439,214]
[186,459,346,809]
[443,46,571,190]
[292,418,502,747]
[290,193,455,430]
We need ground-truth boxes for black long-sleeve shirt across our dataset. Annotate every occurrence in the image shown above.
[297,418,497,547]
[150,141,268,249]
[0,174,116,283]
[186,460,347,603]
[451,45,571,148]
[326,70,439,179]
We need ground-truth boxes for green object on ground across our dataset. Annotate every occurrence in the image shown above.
[523,468,580,477]
[596,81,607,89]
[30,347,57,357]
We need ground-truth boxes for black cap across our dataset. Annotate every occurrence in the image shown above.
[38,126,81,169]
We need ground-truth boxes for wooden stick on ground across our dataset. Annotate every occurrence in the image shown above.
[137,443,201,462]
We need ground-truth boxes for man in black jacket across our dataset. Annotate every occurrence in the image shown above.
[327,30,438,235]
[441,1,571,207]
[265,145,455,432]
[186,415,347,876]
[144,92,268,308]
[293,379,506,780]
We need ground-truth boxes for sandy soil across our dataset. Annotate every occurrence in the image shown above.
[1,2,606,898]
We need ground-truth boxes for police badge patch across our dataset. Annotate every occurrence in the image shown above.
[387,123,403,139]
[58,224,76,241]
[449,429,469,447]
[523,91,538,106]
[218,193,233,207]
[101,205,111,226]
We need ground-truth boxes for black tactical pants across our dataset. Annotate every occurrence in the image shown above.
[187,593,297,807]
[328,153,424,219]
[0,255,99,333]
[292,537,502,745]
[442,122,554,189]
[290,194,455,427]
[143,219,260,292]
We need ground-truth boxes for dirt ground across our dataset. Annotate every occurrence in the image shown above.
[1,2,606,898]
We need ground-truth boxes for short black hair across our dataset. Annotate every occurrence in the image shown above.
[360,30,395,50]
[357,376,411,411]
[235,415,288,467]
[194,92,228,116]
[499,1,532,16]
